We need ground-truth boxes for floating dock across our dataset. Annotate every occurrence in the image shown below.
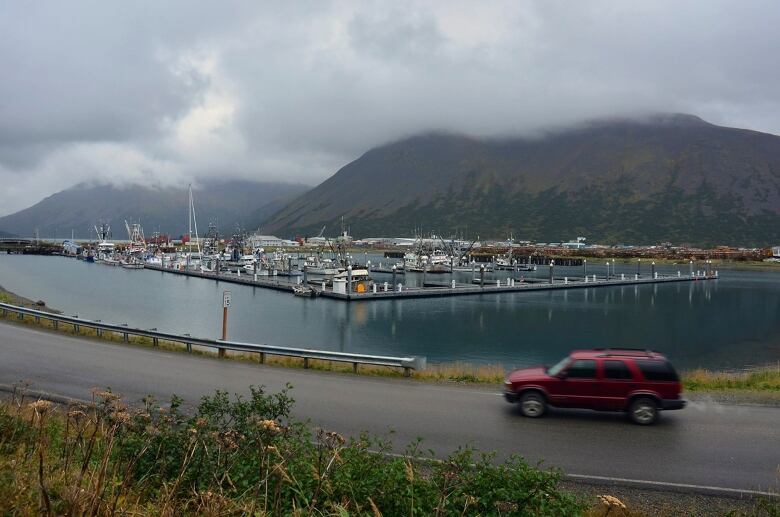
[143,264,716,302]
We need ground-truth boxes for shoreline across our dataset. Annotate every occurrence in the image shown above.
[0,284,60,313]
[1,290,778,405]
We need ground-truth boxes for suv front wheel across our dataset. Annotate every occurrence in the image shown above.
[519,391,547,418]
[628,397,658,425]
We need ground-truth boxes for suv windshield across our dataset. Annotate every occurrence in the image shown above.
[546,356,570,377]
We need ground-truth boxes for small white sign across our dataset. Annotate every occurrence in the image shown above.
[223,290,232,308]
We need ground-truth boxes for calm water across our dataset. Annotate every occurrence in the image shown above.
[1,254,779,370]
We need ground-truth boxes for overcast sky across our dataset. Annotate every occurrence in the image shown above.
[1,0,779,216]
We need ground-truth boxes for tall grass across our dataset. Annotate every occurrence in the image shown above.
[683,364,780,392]
[0,386,585,516]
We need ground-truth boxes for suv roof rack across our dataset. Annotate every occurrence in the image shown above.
[594,348,660,358]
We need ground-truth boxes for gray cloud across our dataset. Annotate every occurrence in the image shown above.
[1,0,779,215]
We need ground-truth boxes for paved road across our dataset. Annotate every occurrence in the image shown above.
[1,323,778,494]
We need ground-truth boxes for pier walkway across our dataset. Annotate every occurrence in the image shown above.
[143,264,716,302]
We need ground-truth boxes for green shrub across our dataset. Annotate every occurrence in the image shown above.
[0,385,584,515]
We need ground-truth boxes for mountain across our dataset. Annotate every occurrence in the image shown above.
[264,114,780,247]
[0,230,16,238]
[0,180,308,239]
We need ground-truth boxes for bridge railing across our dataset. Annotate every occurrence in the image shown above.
[0,302,426,376]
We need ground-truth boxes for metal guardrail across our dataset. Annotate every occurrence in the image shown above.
[0,302,426,376]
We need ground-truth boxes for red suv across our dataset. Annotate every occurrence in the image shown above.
[504,349,686,425]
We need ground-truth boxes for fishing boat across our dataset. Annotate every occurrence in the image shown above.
[303,256,341,275]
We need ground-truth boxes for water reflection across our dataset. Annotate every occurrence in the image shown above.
[0,255,779,369]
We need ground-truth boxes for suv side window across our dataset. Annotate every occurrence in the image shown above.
[566,359,597,379]
[635,360,679,382]
[603,360,634,380]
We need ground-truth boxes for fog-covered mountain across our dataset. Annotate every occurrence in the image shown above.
[263,114,780,246]
[0,180,308,239]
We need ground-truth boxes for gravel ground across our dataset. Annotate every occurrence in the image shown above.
[564,480,779,516]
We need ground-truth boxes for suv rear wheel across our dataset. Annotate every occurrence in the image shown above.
[628,397,658,425]
[519,391,547,418]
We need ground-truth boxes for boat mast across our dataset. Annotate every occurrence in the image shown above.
[187,184,201,255]
[188,184,193,254]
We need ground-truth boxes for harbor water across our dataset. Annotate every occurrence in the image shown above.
[1,254,778,370]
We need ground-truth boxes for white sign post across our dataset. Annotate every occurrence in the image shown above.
[220,290,231,357]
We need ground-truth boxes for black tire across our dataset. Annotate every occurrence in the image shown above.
[628,397,658,425]
[519,391,547,418]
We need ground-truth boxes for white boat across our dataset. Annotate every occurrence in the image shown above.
[100,257,122,267]
[145,255,163,267]
[303,256,341,275]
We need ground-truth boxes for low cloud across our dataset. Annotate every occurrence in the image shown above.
[2,0,779,215]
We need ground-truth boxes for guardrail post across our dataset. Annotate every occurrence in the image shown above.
[403,367,411,377]
[303,357,309,369]
[74,324,80,333]
[186,343,192,353]
[34,315,40,324]
[53,320,58,330]
[259,352,265,364]
[353,362,358,373]
[153,337,159,347]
